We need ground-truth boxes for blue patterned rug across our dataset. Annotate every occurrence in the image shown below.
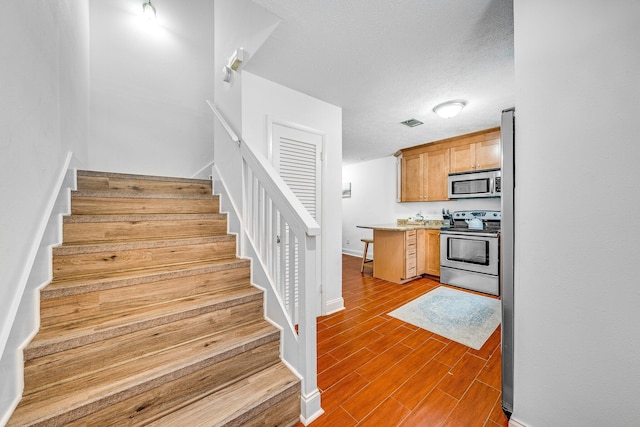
[388,286,501,350]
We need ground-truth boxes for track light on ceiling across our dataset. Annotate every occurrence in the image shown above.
[142,0,157,20]
[433,100,467,118]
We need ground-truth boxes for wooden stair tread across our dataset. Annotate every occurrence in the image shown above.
[147,362,300,427]
[75,170,212,198]
[73,190,214,200]
[52,237,236,279]
[40,268,252,330]
[77,169,212,185]
[62,213,229,245]
[27,286,264,359]
[63,341,282,426]
[63,212,226,223]
[12,321,279,426]
[42,258,250,299]
[71,195,220,215]
[25,308,269,395]
[53,234,235,253]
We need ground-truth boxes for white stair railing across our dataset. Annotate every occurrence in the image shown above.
[206,100,322,424]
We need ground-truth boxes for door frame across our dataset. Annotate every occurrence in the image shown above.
[267,116,327,316]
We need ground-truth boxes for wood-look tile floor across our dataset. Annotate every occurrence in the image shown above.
[301,255,508,427]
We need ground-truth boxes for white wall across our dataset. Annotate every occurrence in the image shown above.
[0,0,89,358]
[88,0,214,178]
[212,0,280,201]
[512,1,640,425]
[242,72,344,314]
[0,0,90,418]
[342,156,500,258]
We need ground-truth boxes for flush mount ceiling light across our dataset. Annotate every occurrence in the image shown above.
[433,100,467,118]
[142,0,157,20]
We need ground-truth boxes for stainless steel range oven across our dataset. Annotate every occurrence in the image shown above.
[440,210,500,296]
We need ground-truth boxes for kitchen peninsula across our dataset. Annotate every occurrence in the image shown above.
[357,224,442,284]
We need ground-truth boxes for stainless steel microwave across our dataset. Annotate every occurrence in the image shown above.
[448,169,501,199]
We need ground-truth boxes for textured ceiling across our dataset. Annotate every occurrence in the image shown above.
[245,0,514,164]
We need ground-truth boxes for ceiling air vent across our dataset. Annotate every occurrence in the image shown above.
[400,118,423,127]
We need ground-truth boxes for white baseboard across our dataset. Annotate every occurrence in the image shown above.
[0,151,79,426]
[324,297,344,315]
[299,389,324,426]
[190,160,215,180]
[509,417,527,427]
[342,249,362,258]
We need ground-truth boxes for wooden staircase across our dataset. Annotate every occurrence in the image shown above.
[8,170,300,426]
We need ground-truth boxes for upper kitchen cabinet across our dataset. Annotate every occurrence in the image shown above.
[424,148,449,201]
[401,148,449,202]
[449,130,501,173]
[397,128,500,202]
[401,153,424,201]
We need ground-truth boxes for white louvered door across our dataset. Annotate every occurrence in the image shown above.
[271,122,322,321]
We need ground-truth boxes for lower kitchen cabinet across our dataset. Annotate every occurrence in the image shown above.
[420,229,440,277]
[373,229,418,283]
[372,228,440,284]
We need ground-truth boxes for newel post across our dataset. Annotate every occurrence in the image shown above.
[298,233,322,424]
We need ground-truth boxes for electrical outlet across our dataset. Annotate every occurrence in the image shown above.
[347,239,350,245]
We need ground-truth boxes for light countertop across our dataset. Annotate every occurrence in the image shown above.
[357,224,444,231]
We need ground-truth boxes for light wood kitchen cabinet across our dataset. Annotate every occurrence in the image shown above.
[424,148,449,201]
[369,227,440,283]
[397,128,500,202]
[422,229,441,277]
[401,149,449,202]
[449,135,501,173]
[373,229,419,283]
[401,154,424,202]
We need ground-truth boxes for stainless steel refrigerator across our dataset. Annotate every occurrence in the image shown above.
[500,107,515,418]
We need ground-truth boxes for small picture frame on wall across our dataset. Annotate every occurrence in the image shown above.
[342,182,351,198]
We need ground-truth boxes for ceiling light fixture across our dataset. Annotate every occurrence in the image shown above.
[433,100,467,118]
[142,0,157,20]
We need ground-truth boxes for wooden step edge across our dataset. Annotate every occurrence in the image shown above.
[14,326,280,427]
[62,232,230,247]
[77,170,212,186]
[63,212,227,223]
[42,258,250,300]
[50,257,241,288]
[39,282,258,341]
[147,363,301,427]
[52,234,236,255]
[143,358,284,425]
[211,369,300,427]
[23,318,278,399]
[25,306,269,396]
[71,191,216,200]
[25,288,264,361]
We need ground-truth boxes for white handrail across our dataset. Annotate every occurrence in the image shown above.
[240,141,320,237]
[207,100,319,237]
[206,99,322,424]
[206,100,240,145]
